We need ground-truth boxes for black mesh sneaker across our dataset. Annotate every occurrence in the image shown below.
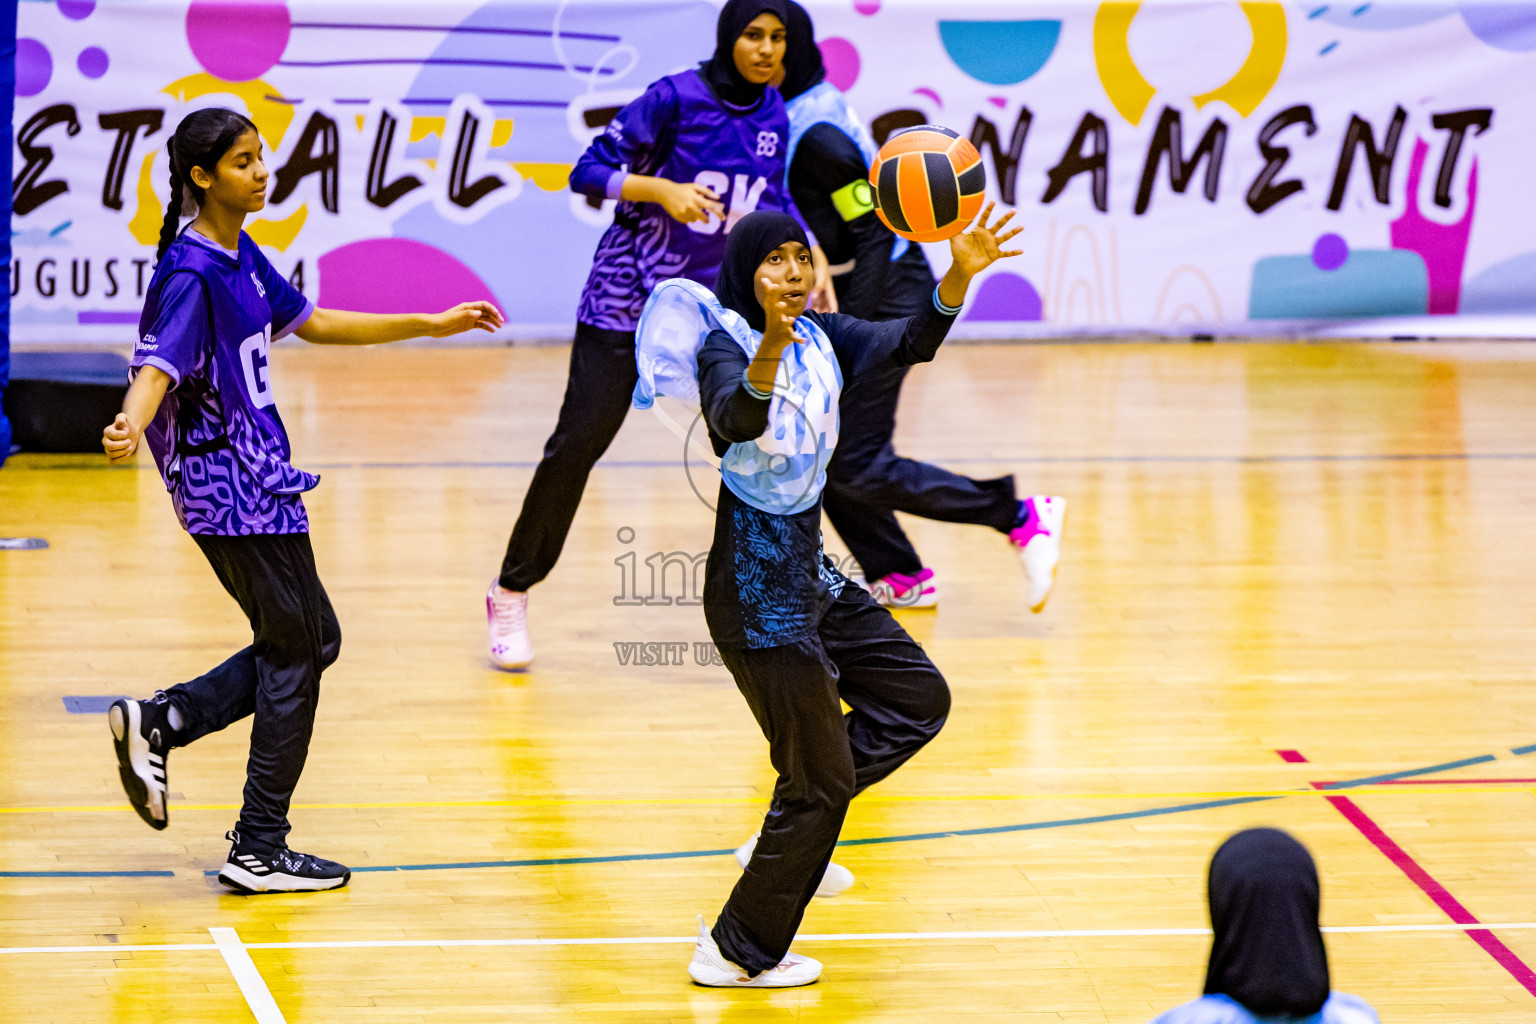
[217,830,351,894]
[108,693,173,830]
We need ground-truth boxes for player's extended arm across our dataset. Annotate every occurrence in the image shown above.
[102,365,172,463]
[294,302,505,345]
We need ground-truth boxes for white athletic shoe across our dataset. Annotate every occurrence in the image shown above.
[688,915,822,988]
[735,832,855,898]
[1008,495,1066,613]
[486,581,533,670]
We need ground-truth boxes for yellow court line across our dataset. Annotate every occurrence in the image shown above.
[4,786,1536,815]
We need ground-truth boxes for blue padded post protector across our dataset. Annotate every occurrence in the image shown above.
[0,3,16,466]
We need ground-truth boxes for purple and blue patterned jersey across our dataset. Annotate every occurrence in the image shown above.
[131,229,315,536]
[570,69,800,332]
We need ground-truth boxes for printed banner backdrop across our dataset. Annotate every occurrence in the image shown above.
[11,0,1536,343]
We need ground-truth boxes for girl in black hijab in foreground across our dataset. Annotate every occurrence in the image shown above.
[1153,829,1379,1024]
[633,205,1022,986]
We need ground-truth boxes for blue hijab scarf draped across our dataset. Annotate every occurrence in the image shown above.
[634,210,841,515]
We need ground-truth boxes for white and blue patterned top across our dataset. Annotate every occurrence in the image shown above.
[635,278,841,516]
[1151,993,1379,1024]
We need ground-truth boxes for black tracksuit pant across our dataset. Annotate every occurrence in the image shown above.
[164,532,340,848]
[824,248,1020,582]
[711,584,950,973]
[499,322,639,592]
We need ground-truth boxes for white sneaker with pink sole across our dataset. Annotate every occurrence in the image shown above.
[1008,495,1066,613]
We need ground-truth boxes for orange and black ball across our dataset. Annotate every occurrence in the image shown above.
[869,125,986,243]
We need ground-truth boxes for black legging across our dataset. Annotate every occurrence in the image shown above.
[499,322,638,591]
[711,583,950,973]
[167,532,341,848]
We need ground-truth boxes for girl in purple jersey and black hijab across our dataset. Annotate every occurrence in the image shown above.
[484,0,836,670]
[103,107,502,894]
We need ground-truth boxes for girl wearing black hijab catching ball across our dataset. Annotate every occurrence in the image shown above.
[633,204,1023,986]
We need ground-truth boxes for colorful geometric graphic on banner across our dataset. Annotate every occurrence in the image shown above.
[10,0,1536,340]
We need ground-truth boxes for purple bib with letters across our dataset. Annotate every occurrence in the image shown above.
[577,70,795,331]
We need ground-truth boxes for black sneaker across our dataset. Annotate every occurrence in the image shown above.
[217,830,351,894]
[108,694,173,830]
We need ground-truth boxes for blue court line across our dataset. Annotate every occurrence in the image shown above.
[189,746,1533,877]
[835,795,1272,847]
[352,848,739,874]
[20,452,1536,474]
[1316,755,1498,790]
[0,870,174,878]
[2,749,1522,881]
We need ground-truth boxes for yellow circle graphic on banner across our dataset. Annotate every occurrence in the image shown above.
[1093,1,1287,125]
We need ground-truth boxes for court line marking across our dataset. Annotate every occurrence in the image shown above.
[11,781,1536,817]
[210,927,287,1024]
[10,920,1536,956]
[5,749,1527,881]
[1316,754,1496,789]
[17,451,1536,473]
[6,748,1528,818]
[224,750,1536,876]
[1317,783,1536,997]
[0,869,175,878]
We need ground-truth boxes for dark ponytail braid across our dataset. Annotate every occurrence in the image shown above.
[154,107,259,263]
[154,141,187,264]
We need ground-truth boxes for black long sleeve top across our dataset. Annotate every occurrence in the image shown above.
[694,301,957,648]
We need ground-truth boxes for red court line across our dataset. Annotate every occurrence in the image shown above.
[1277,749,1308,763]
[1317,786,1536,996]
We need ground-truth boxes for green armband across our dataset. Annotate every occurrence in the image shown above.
[831,178,875,222]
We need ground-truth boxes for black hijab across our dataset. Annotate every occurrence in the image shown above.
[1204,828,1331,1019]
[779,2,825,103]
[700,0,789,108]
[715,210,808,332]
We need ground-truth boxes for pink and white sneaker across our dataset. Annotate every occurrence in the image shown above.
[868,567,939,609]
[486,581,533,670]
[1008,496,1066,613]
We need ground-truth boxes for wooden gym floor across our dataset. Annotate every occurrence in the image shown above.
[4,340,1536,1022]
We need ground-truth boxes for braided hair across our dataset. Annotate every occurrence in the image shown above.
[155,108,259,263]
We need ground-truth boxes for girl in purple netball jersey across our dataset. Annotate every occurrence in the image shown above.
[102,108,502,893]
[486,0,833,669]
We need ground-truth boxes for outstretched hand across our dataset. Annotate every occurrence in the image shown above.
[758,274,808,343]
[947,202,1023,279]
[427,301,506,337]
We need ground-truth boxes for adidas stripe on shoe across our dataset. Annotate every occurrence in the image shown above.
[217,831,351,894]
[108,696,172,831]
